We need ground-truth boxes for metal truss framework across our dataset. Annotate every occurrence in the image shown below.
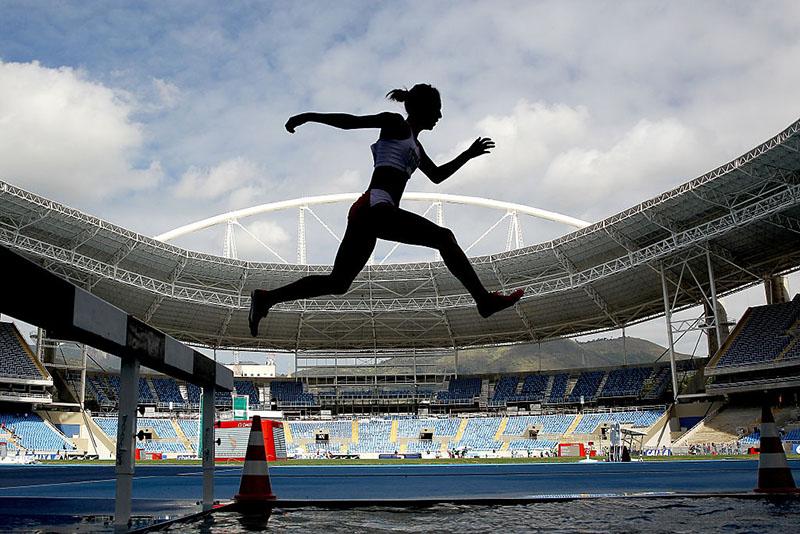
[1,118,799,352]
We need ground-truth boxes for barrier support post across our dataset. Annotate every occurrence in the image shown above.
[202,385,216,511]
[114,356,140,532]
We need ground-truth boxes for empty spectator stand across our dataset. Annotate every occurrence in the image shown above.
[151,377,186,408]
[714,299,800,368]
[516,374,549,402]
[571,410,663,434]
[598,367,653,399]
[0,322,49,381]
[489,375,519,406]
[546,373,568,404]
[503,414,576,437]
[233,379,260,406]
[705,297,800,394]
[0,412,74,452]
[452,417,503,452]
[270,380,318,408]
[350,419,394,454]
[566,370,605,403]
[433,377,481,405]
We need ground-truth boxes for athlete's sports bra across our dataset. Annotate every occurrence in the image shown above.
[371,136,421,176]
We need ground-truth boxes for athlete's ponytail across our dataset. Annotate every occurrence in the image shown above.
[386,84,440,115]
[386,88,409,102]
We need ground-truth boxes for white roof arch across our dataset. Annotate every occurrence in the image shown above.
[153,192,591,242]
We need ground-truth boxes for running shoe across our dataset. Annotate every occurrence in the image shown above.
[478,288,524,318]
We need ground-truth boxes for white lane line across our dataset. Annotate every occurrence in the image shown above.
[0,472,199,491]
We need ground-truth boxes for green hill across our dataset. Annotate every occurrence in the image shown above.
[296,336,694,377]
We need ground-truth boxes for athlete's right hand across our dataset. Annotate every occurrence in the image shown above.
[285,114,307,133]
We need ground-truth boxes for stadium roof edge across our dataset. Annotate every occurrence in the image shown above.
[1,116,799,351]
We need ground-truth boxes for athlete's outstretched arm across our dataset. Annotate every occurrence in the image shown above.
[285,112,401,133]
[419,137,495,184]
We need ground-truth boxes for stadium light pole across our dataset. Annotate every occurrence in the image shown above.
[660,264,680,403]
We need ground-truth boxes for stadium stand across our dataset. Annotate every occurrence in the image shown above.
[572,410,662,434]
[270,380,318,407]
[516,374,549,402]
[434,377,481,404]
[351,420,394,454]
[234,379,260,405]
[0,413,74,451]
[641,366,671,400]
[507,439,558,451]
[716,299,800,367]
[143,441,191,454]
[567,370,605,403]
[405,439,440,453]
[186,383,201,406]
[490,375,519,405]
[453,417,503,451]
[0,322,46,380]
[289,420,352,439]
[503,414,575,436]
[547,373,568,403]
[151,377,185,406]
[138,378,156,404]
[599,367,653,399]
[214,389,232,407]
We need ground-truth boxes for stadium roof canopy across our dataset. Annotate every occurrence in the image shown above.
[2,119,800,353]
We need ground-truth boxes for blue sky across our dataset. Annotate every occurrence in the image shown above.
[2,1,800,371]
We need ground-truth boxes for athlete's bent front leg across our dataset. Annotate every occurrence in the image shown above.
[248,222,376,336]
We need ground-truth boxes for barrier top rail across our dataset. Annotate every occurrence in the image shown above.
[0,244,233,391]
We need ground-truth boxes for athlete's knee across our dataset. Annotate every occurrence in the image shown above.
[328,274,354,295]
[435,227,458,249]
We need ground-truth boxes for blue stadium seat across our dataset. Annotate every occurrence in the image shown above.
[234,380,260,405]
[567,371,605,403]
[717,300,800,367]
[0,323,45,380]
[547,374,568,403]
[0,413,75,451]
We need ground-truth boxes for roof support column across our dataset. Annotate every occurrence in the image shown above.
[705,249,723,351]
[660,264,680,403]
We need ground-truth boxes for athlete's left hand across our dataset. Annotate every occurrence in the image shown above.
[465,137,495,159]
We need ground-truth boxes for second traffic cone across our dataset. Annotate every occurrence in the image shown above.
[755,405,798,493]
[234,415,277,504]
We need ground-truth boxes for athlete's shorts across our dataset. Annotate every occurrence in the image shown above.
[348,189,395,223]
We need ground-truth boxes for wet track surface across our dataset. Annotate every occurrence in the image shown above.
[0,460,797,531]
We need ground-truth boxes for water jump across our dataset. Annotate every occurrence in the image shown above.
[249,84,523,337]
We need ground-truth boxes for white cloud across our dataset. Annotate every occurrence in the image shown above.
[236,219,291,261]
[153,78,180,109]
[542,117,703,212]
[174,157,262,201]
[0,60,160,202]
[447,100,590,186]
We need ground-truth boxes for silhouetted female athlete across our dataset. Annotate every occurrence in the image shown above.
[249,84,523,336]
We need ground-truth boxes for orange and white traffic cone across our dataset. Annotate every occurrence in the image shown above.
[755,405,798,494]
[234,415,277,506]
